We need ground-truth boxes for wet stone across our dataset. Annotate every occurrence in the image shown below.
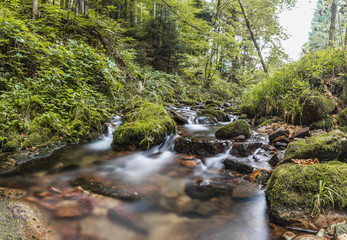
[269,128,290,143]
[54,200,93,219]
[293,127,311,139]
[107,208,148,234]
[230,142,262,157]
[269,153,280,168]
[251,169,270,186]
[168,110,189,125]
[223,158,254,174]
[71,176,143,201]
[174,137,229,157]
[184,179,233,200]
[231,181,258,199]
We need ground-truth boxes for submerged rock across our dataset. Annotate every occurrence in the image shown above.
[71,176,143,200]
[215,119,251,139]
[184,179,234,200]
[174,137,229,157]
[112,101,176,151]
[283,129,347,163]
[230,142,262,157]
[223,158,254,174]
[302,96,335,124]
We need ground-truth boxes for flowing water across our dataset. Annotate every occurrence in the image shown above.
[0,106,274,240]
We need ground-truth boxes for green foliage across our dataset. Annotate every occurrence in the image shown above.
[0,4,125,150]
[241,47,347,122]
[311,179,343,216]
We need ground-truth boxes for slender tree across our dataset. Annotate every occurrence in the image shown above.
[237,0,268,73]
[328,0,337,46]
[32,0,38,20]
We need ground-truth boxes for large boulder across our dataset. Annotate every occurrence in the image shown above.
[337,107,347,126]
[112,101,176,151]
[215,120,251,139]
[302,96,335,124]
[266,162,347,228]
[283,129,347,163]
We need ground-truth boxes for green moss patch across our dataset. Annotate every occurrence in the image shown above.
[302,95,335,124]
[266,162,347,211]
[309,115,334,131]
[284,129,347,163]
[215,119,251,139]
[112,101,176,151]
[199,109,226,121]
[337,107,347,126]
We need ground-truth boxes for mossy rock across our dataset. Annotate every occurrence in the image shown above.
[205,103,219,109]
[215,120,251,139]
[309,115,334,131]
[112,101,176,151]
[266,162,347,221]
[337,107,347,126]
[302,96,335,124]
[239,105,256,118]
[180,99,199,106]
[200,109,226,121]
[283,129,347,163]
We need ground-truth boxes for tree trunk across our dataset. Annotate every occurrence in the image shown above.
[124,0,128,21]
[65,0,71,11]
[60,0,65,9]
[32,0,38,20]
[130,0,135,27]
[237,0,268,73]
[328,0,337,47]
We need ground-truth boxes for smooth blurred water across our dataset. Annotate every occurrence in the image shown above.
[0,107,271,240]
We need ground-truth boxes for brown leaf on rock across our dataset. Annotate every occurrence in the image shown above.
[291,158,319,165]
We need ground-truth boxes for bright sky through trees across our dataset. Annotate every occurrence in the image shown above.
[280,0,318,60]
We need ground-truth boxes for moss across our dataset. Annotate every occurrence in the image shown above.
[112,101,177,151]
[200,109,226,121]
[266,162,347,211]
[239,105,256,118]
[215,119,251,139]
[283,129,347,163]
[302,95,335,124]
[22,132,50,148]
[309,115,334,131]
[224,106,237,113]
[205,103,219,109]
[337,107,347,126]
[180,99,199,106]
[2,140,20,152]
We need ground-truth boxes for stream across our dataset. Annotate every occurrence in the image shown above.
[0,106,274,240]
